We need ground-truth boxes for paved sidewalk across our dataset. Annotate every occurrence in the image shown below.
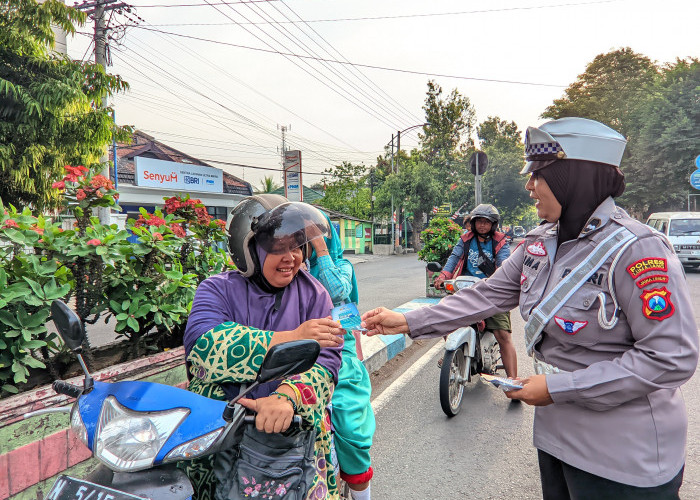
[360,297,441,374]
[344,253,390,265]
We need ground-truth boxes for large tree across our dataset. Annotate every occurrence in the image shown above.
[316,161,371,220]
[620,58,700,215]
[541,48,657,137]
[0,0,130,211]
[477,117,530,224]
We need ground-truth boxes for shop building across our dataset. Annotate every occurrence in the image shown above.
[108,131,252,222]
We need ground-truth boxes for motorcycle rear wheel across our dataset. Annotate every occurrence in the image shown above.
[439,346,469,417]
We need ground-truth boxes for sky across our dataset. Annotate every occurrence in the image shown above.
[66,0,700,190]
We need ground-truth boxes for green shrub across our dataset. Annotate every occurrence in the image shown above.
[0,167,230,396]
[417,217,463,264]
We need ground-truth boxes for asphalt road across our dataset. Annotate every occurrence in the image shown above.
[366,259,700,500]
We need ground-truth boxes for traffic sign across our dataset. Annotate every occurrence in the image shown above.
[690,170,700,190]
[469,152,488,175]
[696,155,700,170]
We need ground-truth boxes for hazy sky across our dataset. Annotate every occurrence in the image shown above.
[67,0,699,189]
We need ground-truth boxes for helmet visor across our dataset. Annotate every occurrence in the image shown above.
[252,202,331,255]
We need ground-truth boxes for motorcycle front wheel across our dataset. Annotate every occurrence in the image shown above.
[439,346,469,417]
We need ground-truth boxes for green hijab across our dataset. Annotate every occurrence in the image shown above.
[308,212,359,304]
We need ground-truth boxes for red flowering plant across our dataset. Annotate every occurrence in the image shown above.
[162,194,230,284]
[101,209,199,357]
[417,217,463,264]
[52,165,120,234]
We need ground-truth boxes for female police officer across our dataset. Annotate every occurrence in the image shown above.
[361,117,699,499]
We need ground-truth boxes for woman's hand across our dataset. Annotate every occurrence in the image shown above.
[238,395,294,433]
[361,307,408,336]
[310,237,329,257]
[293,317,344,347]
[504,374,553,406]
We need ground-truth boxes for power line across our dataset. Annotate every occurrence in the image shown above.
[137,0,278,7]
[143,0,625,20]
[132,25,567,88]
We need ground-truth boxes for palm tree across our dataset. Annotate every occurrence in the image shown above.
[256,175,281,194]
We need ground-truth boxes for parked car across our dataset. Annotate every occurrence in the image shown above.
[646,212,700,268]
[512,226,526,238]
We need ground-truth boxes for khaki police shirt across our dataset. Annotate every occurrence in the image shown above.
[405,197,699,486]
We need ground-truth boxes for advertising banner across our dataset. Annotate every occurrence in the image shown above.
[134,157,223,193]
[284,150,303,202]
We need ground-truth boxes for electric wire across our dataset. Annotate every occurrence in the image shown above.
[132,25,567,88]
[199,0,418,131]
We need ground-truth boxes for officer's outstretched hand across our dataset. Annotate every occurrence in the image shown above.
[361,307,408,336]
[504,374,553,406]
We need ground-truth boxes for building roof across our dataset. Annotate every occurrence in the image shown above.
[109,130,253,196]
[312,205,373,224]
[270,185,325,203]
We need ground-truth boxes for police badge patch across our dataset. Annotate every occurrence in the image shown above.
[640,287,675,321]
[527,241,547,256]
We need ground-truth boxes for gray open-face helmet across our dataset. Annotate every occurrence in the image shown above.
[469,203,500,224]
[521,117,627,174]
[227,195,330,277]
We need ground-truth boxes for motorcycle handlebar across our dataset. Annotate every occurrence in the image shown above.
[53,380,83,398]
[243,415,303,427]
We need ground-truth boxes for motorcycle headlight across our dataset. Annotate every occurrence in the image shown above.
[70,404,88,447]
[95,396,189,472]
[163,427,224,462]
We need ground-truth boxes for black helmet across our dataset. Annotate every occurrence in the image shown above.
[227,195,330,277]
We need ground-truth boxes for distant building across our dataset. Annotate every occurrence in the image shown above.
[313,206,374,255]
[109,131,252,222]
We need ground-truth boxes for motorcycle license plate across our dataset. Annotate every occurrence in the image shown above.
[46,475,147,500]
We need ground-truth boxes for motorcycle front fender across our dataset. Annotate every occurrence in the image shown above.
[87,464,194,500]
[445,327,476,357]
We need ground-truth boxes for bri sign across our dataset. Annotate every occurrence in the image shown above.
[134,157,223,193]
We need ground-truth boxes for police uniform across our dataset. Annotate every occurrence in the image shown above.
[402,118,699,490]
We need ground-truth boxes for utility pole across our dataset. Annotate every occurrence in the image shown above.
[75,0,128,225]
[279,124,290,184]
[390,133,395,254]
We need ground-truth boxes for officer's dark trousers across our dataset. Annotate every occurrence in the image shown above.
[538,449,683,500]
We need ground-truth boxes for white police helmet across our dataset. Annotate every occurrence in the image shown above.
[520,117,627,174]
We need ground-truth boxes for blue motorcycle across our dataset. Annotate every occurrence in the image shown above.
[26,300,320,500]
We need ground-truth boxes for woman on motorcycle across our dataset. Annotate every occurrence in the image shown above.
[307,212,375,500]
[361,118,698,499]
[183,195,344,500]
[433,204,518,379]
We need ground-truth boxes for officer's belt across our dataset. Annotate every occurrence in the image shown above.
[524,227,637,374]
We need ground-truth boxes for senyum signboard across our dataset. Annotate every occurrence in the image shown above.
[134,157,223,193]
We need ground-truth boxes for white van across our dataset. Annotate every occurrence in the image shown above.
[645,212,700,267]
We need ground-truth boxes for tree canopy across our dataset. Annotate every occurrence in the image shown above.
[0,0,130,211]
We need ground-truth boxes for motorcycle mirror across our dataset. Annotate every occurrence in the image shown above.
[258,340,320,383]
[426,262,442,273]
[51,300,85,352]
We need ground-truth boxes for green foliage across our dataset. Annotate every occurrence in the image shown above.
[0,0,131,211]
[477,117,531,223]
[417,217,462,263]
[255,175,281,194]
[542,48,700,217]
[0,172,229,396]
[317,162,372,220]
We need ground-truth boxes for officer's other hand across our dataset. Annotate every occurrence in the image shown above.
[504,374,553,406]
[361,307,408,336]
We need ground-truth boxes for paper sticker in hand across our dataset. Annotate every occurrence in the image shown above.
[331,303,366,332]
[480,374,523,392]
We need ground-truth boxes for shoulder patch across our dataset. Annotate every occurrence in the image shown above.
[640,287,675,321]
[626,257,667,279]
[636,274,669,289]
[527,241,547,256]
